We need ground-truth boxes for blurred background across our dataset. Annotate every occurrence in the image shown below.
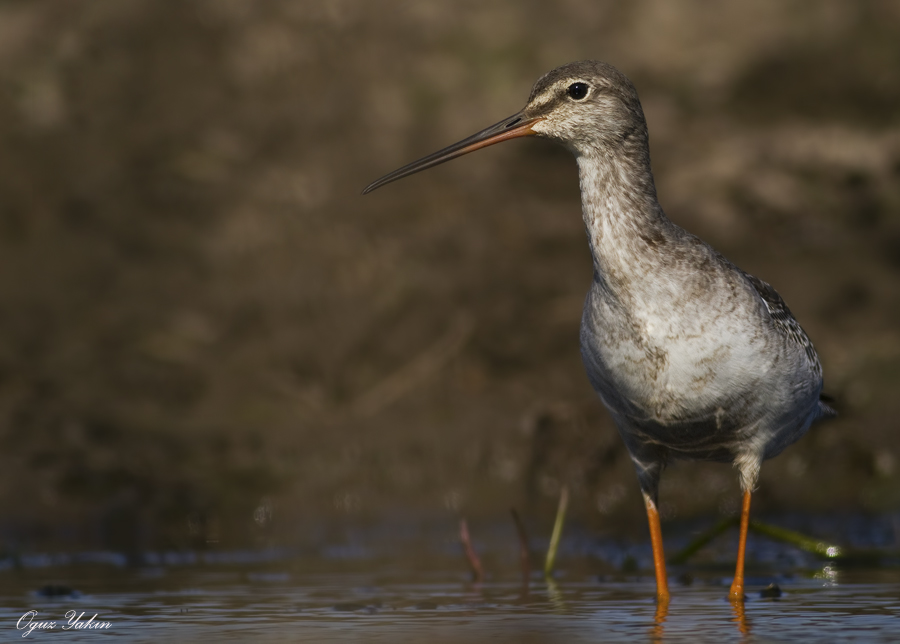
[0,0,898,555]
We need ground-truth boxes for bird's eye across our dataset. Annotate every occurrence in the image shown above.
[567,82,589,100]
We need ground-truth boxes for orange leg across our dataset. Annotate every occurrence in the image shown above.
[729,490,752,601]
[644,494,670,603]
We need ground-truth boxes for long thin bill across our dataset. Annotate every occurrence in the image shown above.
[363,113,541,194]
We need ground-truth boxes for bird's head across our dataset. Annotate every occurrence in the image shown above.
[364,60,647,194]
[523,60,647,155]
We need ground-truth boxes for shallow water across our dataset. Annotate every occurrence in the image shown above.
[2,517,900,642]
[3,568,899,643]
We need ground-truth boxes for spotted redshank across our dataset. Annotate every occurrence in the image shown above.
[364,61,833,603]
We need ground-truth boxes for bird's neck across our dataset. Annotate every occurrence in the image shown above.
[576,146,671,287]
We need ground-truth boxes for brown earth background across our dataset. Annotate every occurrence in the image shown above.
[1,0,899,552]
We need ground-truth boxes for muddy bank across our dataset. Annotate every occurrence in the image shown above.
[0,1,898,550]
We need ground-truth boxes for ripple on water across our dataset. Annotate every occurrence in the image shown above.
[2,572,899,642]
[2,514,900,642]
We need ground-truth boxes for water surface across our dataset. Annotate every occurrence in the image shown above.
[2,517,899,642]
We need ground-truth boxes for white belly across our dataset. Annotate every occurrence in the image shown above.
[580,284,774,425]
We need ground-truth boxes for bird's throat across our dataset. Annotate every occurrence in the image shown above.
[576,153,670,289]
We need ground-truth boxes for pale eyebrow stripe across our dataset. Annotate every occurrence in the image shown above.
[530,79,576,108]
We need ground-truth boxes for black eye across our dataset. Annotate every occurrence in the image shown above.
[567,82,589,100]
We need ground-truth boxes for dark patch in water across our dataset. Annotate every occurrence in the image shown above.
[760,583,782,599]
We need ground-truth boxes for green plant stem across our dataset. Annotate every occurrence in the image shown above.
[544,486,569,577]
[749,520,841,558]
[669,516,739,565]
[669,516,843,565]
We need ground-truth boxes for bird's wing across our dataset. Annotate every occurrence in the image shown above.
[739,270,823,378]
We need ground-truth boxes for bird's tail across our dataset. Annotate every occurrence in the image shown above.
[816,393,837,420]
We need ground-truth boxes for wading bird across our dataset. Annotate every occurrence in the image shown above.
[364,61,832,603]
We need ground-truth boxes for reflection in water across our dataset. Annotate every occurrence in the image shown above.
[545,576,568,613]
[650,595,668,642]
[0,566,899,643]
[731,597,751,639]
[2,510,900,644]
[653,594,753,642]
[814,564,840,587]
